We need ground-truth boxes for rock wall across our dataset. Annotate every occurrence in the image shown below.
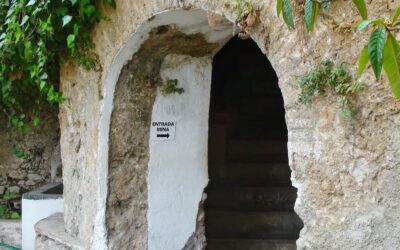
[0,219,21,248]
[56,0,400,249]
[0,107,61,198]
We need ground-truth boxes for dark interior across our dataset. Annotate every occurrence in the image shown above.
[205,36,303,250]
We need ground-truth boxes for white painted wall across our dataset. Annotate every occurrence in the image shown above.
[147,55,212,250]
[22,198,63,250]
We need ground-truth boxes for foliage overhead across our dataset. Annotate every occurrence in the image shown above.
[277,0,400,99]
[298,59,367,121]
[0,0,115,135]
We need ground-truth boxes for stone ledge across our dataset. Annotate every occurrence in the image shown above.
[35,213,84,250]
[0,219,21,248]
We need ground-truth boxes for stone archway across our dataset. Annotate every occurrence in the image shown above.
[103,8,303,250]
[51,1,400,250]
[205,36,302,249]
[104,9,235,250]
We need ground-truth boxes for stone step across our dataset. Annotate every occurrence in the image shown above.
[239,97,285,116]
[209,163,291,186]
[207,238,297,250]
[226,140,288,163]
[205,186,297,211]
[205,210,303,239]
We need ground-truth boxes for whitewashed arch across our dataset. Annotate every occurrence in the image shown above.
[95,9,237,249]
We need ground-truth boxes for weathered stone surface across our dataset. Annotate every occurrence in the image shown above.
[0,107,60,195]
[183,193,207,250]
[35,213,83,250]
[0,219,21,248]
[56,1,400,249]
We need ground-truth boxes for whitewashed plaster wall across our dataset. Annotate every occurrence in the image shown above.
[148,55,212,250]
[22,198,64,250]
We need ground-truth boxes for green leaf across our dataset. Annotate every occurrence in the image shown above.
[358,45,369,76]
[352,0,368,20]
[56,7,69,17]
[2,80,11,95]
[356,19,372,32]
[26,0,36,7]
[368,27,386,78]
[62,15,72,27]
[305,0,319,31]
[392,6,400,22]
[24,41,33,62]
[277,0,283,16]
[102,0,116,8]
[372,18,385,26]
[70,0,78,5]
[321,1,331,10]
[304,0,313,30]
[282,0,294,29]
[39,81,46,90]
[33,117,40,127]
[73,24,79,35]
[10,212,20,219]
[383,34,400,99]
[3,191,12,201]
[21,15,29,26]
[67,34,75,48]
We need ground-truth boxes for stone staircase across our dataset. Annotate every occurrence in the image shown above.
[205,37,302,250]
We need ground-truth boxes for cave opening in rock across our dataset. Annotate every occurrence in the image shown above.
[205,36,303,249]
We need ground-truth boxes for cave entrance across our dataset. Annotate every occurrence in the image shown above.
[205,36,303,249]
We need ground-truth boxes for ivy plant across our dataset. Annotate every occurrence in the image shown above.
[298,59,367,121]
[0,0,115,136]
[0,191,20,219]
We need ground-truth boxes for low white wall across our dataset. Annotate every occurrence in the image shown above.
[22,198,63,250]
[147,55,212,250]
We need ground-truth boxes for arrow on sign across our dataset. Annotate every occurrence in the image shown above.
[157,133,170,138]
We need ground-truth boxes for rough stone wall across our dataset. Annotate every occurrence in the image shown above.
[36,236,72,250]
[0,108,61,198]
[183,193,207,250]
[0,219,21,248]
[59,60,102,249]
[57,0,400,249]
[250,1,400,249]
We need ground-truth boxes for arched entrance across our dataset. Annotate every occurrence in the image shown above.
[205,37,303,249]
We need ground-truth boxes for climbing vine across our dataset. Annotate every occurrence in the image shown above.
[277,0,400,100]
[0,0,115,136]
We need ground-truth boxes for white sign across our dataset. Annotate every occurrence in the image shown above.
[150,121,176,141]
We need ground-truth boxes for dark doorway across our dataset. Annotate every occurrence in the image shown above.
[205,36,303,250]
